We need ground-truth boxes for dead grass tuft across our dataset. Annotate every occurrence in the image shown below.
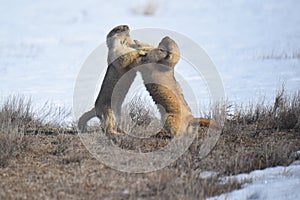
[131,0,158,16]
[0,95,72,167]
[226,86,300,131]
[254,50,300,60]
[0,96,33,167]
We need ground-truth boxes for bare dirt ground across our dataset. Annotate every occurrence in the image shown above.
[0,127,299,199]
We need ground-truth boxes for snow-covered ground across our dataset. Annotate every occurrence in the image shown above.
[209,160,300,200]
[1,0,299,108]
[1,1,299,198]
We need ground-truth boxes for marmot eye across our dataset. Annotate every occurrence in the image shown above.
[116,29,122,33]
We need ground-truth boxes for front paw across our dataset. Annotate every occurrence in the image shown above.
[138,50,147,56]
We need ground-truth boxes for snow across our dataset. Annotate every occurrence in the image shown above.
[209,163,300,200]
[198,170,219,179]
[1,0,299,108]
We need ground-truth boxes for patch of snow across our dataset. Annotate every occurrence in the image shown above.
[209,165,300,200]
[198,170,219,179]
[290,160,300,166]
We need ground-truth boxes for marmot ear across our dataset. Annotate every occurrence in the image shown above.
[158,37,171,50]
[133,40,142,48]
[162,36,171,40]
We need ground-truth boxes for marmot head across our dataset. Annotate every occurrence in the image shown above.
[106,25,130,47]
[158,36,180,67]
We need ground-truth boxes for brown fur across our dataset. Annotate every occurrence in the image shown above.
[78,25,164,133]
[78,25,218,136]
[138,37,219,136]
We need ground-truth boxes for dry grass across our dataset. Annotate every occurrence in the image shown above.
[120,95,162,136]
[226,86,300,131]
[131,0,158,16]
[0,133,243,199]
[0,89,299,199]
[0,96,32,167]
[0,95,72,167]
[254,50,300,60]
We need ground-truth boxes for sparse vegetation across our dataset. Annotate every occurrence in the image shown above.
[254,50,300,60]
[225,86,300,132]
[0,96,32,167]
[0,96,72,167]
[131,0,158,16]
[0,89,299,199]
[120,95,162,137]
